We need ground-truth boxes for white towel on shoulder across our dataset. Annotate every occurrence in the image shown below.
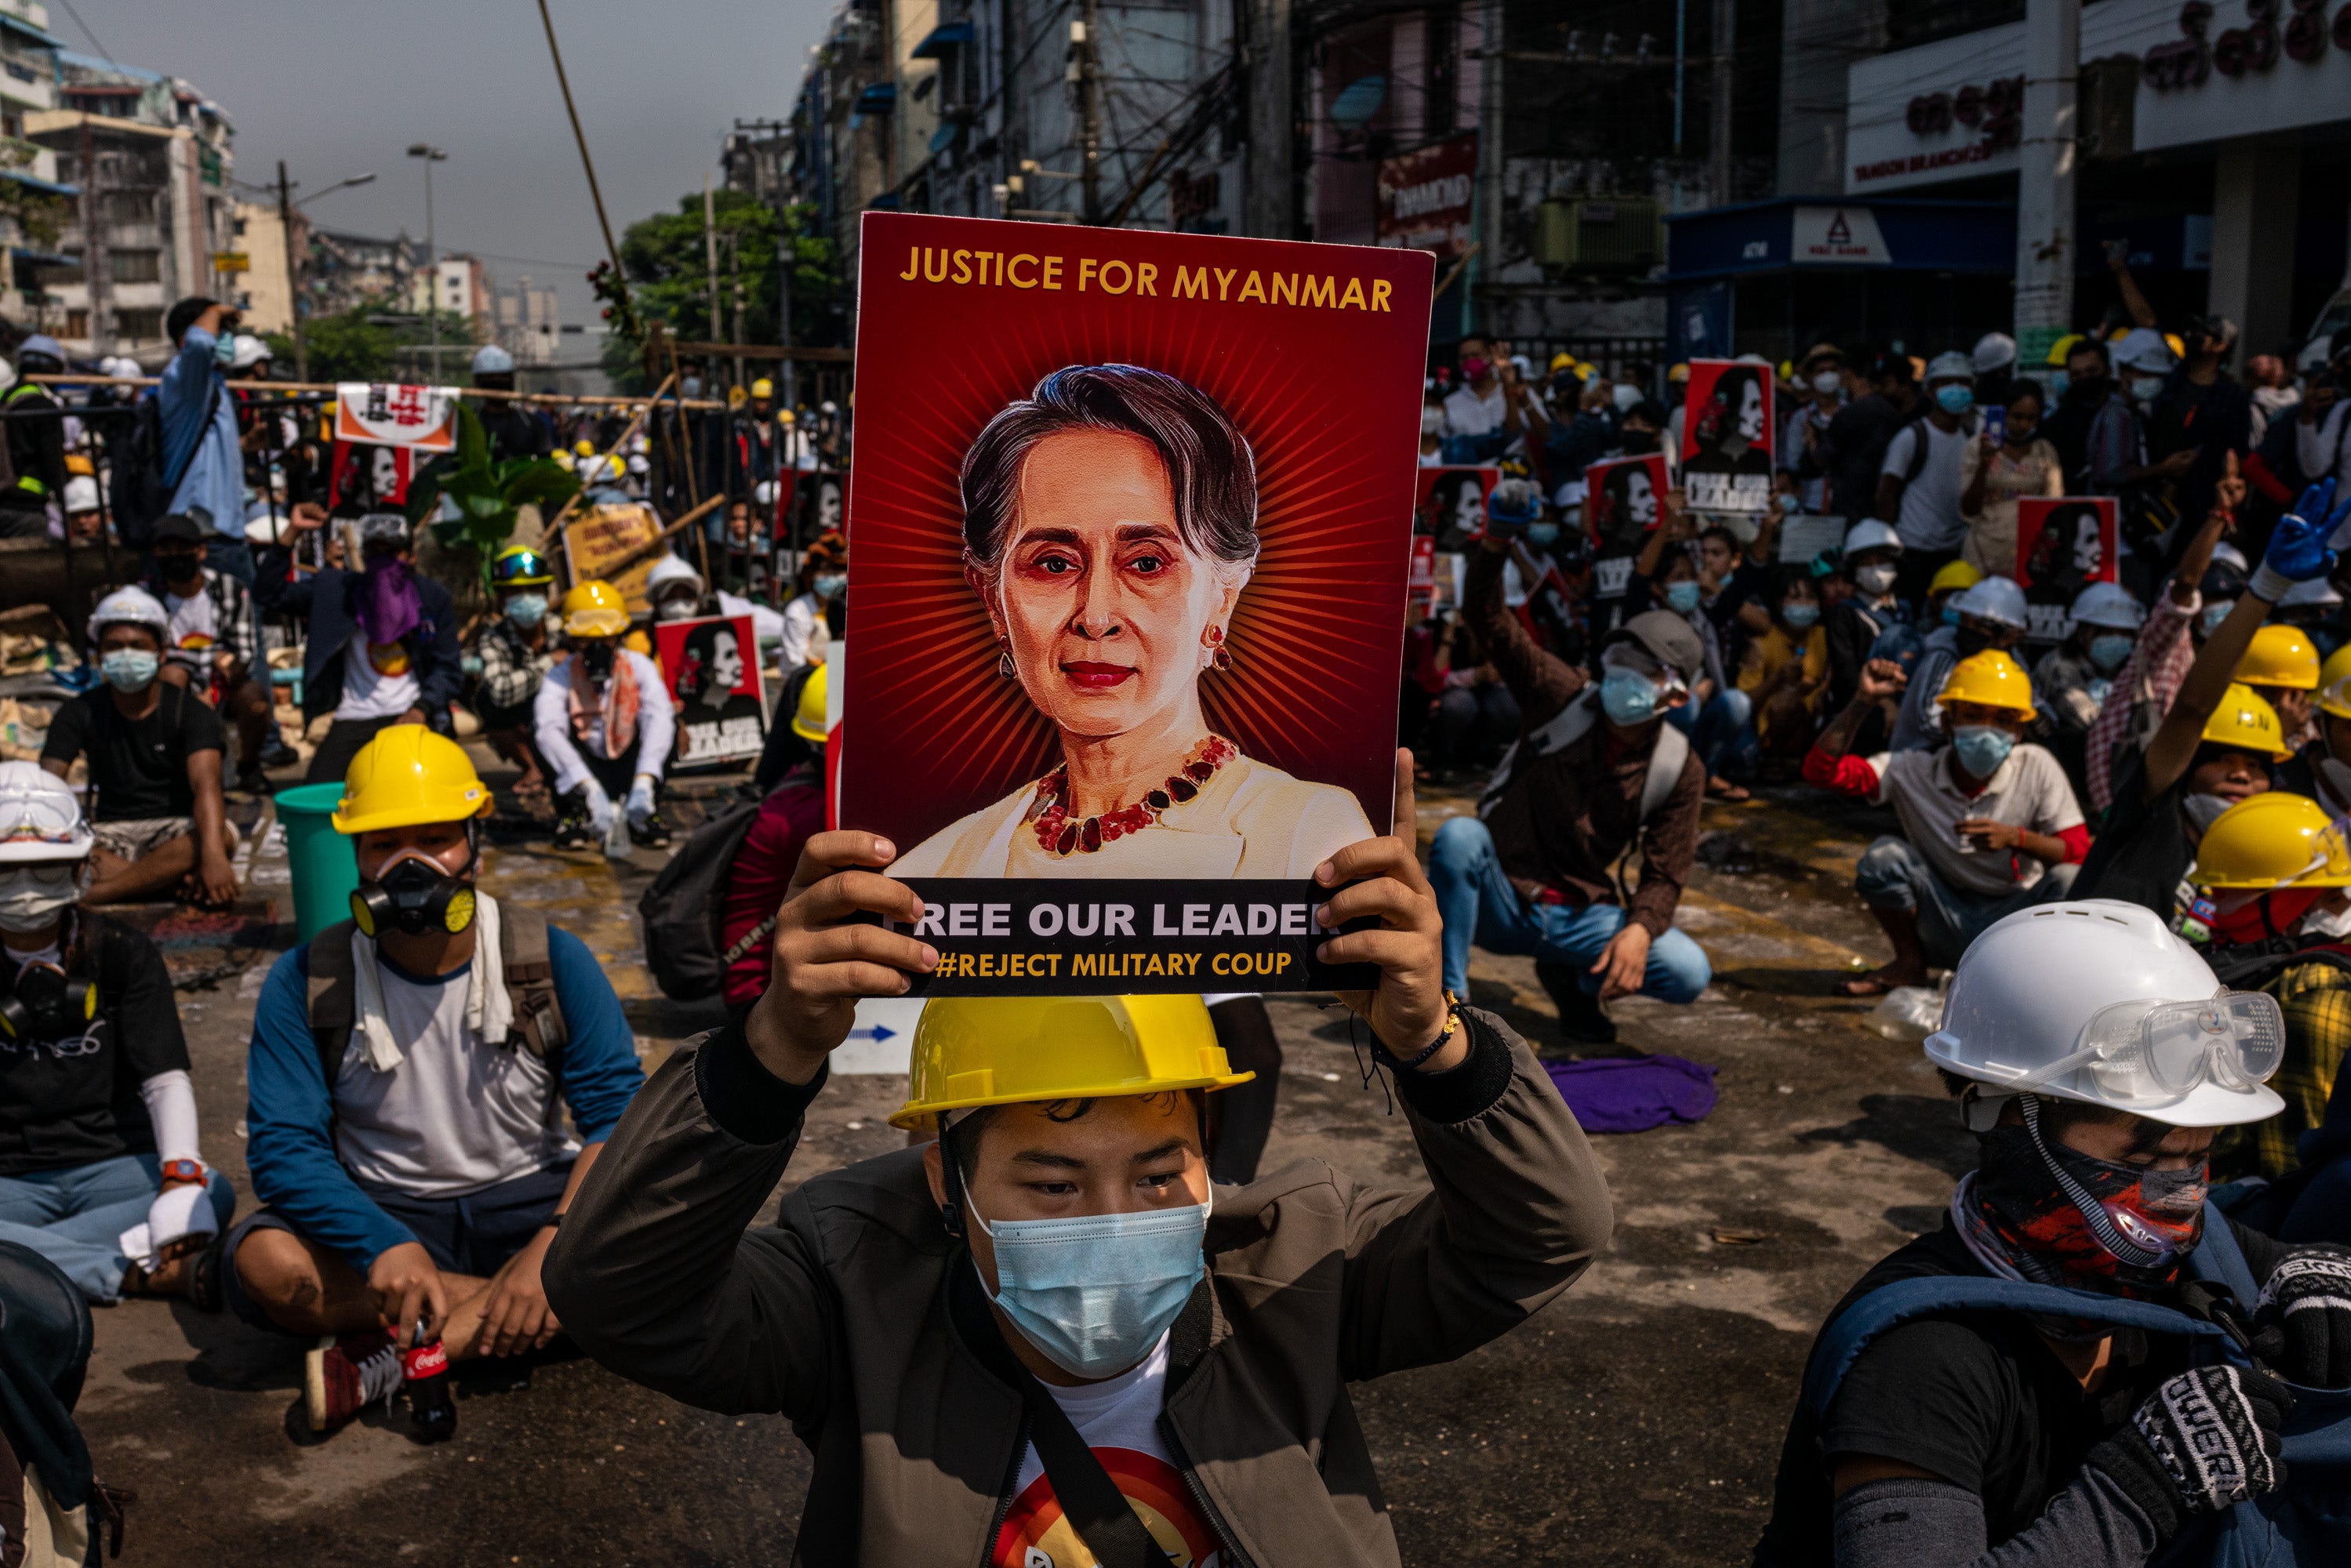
[350,890,509,1072]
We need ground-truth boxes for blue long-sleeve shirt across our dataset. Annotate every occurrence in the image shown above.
[162,326,245,540]
[245,924,645,1273]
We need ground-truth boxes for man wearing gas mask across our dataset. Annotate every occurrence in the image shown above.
[0,764,234,1306]
[546,755,1614,1567]
[228,728,643,1439]
[256,510,463,786]
[39,587,239,906]
[533,579,675,851]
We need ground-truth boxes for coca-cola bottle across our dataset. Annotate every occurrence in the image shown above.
[403,1335,456,1443]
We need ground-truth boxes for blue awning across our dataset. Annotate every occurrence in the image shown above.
[928,122,958,154]
[911,20,975,59]
[0,13,64,49]
[0,169,77,198]
[854,82,897,114]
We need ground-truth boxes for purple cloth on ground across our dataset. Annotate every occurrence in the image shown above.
[1544,1054,1718,1133]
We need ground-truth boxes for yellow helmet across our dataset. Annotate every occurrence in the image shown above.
[2316,644,2351,721]
[1549,351,1575,373]
[2236,624,2320,691]
[573,438,597,458]
[1939,649,2037,718]
[1928,559,1986,598]
[561,579,630,638]
[332,726,493,835]
[2202,683,2293,760]
[890,995,1254,1131]
[2046,332,2086,367]
[750,377,775,400]
[1667,363,1690,383]
[2191,793,2351,889]
[791,662,828,742]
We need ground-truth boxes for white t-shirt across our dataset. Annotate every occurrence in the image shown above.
[1503,551,1560,609]
[1861,743,2084,898]
[1442,383,1506,439]
[1881,418,1974,554]
[163,583,217,663]
[336,630,422,720]
[330,953,576,1198]
[2296,404,2351,494]
[779,592,826,670]
[991,1330,1223,1566]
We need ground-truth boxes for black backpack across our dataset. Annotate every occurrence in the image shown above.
[638,797,765,1000]
[111,383,219,547]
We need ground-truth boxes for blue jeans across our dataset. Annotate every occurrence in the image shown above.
[1666,688,1755,780]
[204,538,256,586]
[0,1152,238,1303]
[1853,835,2080,969]
[1427,815,1713,1001]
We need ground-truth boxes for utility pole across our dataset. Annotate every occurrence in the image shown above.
[407,143,448,381]
[733,117,797,411]
[1476,0,1503,334]
[79,114,109,355]
[2015,0,2080,368]
[703,172,724,384]
[730,233,747,392]
[1077,2,1103,224]
[1708,0,1734,206]
[277,161,307,380]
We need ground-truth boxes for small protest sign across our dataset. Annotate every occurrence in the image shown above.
[655,613,769,768]
[2015,497,2120,642]
[1679,359,1774,515]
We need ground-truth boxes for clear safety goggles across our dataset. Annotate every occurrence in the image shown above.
[0,793,82,848]
[2000,989,2286,1106]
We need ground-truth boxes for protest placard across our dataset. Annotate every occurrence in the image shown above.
[2015,496,2120,643]
[333,383,458,452]
[841,212,1433,993]
[655,613,769,768]
[1415,465,1499,548]
[1680,359,1774,515]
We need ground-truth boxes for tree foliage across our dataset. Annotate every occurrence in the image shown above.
[405,401,580,579]
[615,190,842,358]
[264,307,478,385]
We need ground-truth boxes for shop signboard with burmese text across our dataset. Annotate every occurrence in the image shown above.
[1375,132,1477,259]
[1679,359,1775,516]
[2015,497,2120,644]
[841,212,1433,994]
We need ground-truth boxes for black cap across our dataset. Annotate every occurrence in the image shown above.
[152,513,206,543]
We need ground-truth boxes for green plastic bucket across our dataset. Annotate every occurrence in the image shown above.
[274,782,358,942]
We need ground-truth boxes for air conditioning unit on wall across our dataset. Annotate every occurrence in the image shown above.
[1534,198,1665,270]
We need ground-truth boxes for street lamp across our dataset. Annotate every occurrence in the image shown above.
[407,143,448,381]
[275,167,373,382]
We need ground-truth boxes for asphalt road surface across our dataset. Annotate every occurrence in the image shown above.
[76,767,1968,1566]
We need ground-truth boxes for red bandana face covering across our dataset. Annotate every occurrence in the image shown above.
[2206,887,2324,949]
[1958,1105,2207,1298]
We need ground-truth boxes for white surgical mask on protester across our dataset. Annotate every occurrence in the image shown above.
[2182,793,2235,834]
[1612,383,1641,412]
[1812,372,1842,396]
[1855,563,1898,597]
[2129,375,2167,404]
[0,862,83,933]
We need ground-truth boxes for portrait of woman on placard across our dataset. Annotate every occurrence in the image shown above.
[1681,364,1773,481]
[892,363,1375,879]
[1593,459,1661,556]
[673,619,746,714]
[2022,499,2105,611]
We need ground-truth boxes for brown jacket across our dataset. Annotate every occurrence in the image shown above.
[545,1009,1611,1566]
[1465,543,1704,934]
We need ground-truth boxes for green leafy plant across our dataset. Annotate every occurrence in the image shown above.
[405,401,581,579]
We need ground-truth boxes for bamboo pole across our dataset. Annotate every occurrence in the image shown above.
[21,373,728,412]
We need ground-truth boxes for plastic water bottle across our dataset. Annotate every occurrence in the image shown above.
[404,1331,456,1443]
[603,800,633,860]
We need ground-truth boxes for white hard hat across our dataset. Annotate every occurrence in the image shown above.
[86,584,169,646]
[2069,580,2145,631]
[230,334,272,371]
[2278,577,2343,610]
[1924,350,1975,383]
[0,760,91,864]
[2114,328,2177,375]
[644,554,704,602]
[2211,542,2250,575]
[1971,332,2018,375]
[62,474,100,513]
[627,453,649,474]
[472,343,516,376]
[753,479,779,507]
[630,434,650,455]
[1924,899,2284,1127]
[1843,519,1904,558]
[1953,574,2028,630]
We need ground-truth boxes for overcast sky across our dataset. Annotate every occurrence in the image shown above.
[67,0,828,344]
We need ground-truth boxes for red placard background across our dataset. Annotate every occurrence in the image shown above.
[841,212,1433,851]
[1584,454,1670,553]
[2014,496,2120,594]
[1679,358,1776,514]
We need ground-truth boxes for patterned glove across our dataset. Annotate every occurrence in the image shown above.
[2250,477,2347,601]
[2259,1244,2351,1388]
[2087,1363,2291,1543]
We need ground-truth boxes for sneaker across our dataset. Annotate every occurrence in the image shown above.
[258,737,300,771]
[305,1330,403,1436]
[633,809,673,849]
[1535,960,1617,1046]
[550,795,598,850]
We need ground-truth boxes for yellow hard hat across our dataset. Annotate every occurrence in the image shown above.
[1667,363,1690,383]
[1928,559,1986,597]
[561,579,630,638]
[2164,333,2186,361]
[2316,644,2351,721]
[1939,649,2037,719]
[2202,683,2293,760]
[791,663,827,742]
[1778,359,1795,383]
[623,628,651,655]
[331,726,492,835]
[728,384,748,410]
[573,438,597,458]
[2236,624,2320,691]
[2046,332,2085,367]
[890,994,1254,1131]
[2191,793,2351,889]
[1549,352,1575,372]
[750,377,775,400]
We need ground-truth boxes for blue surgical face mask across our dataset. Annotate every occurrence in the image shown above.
[1780,601,1820,630]
[2200,601,2235,639]
[1525,521,1561,548]
[1599,666,1662,725]
[965,1182,1208,1380]
[2046,371,2069,400]
[2088,632,2135,673]
[101,648,159,692]
[812,572,846,599]
[1935,384,1975,416]
[213,336,236,369]
[1942,604,1964,628]
[1664,580,1702,614]
[506,592,548,629]
[1952,723,2016,776]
